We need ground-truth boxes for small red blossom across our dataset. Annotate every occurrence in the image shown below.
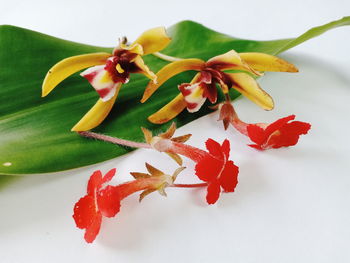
[73,163,182,243]
[73,169,121,243]
[195,139,239,204]
[246,115,311,150]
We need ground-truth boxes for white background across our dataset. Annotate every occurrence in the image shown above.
[0,0,350,262]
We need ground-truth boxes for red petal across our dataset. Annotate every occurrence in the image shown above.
[84,213,102,243]
[248,144,263,150]
[102,168,117,184]
[205,139,224,159]
[221,139,230,160]
[219,161,239,192]
[97,185,121,218]
[206,181,221,204]
[271,121,311,148]
[73,195,99,230]
[87,170,103,196]
[246,124,266,145]
[264,115,295,137]
[195,155,223,182]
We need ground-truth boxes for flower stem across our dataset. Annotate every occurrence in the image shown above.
[172,183,207,188]
[152,52,183,62]
[168,141,208,163]
[78,131,151,149]
[229,106,249,136]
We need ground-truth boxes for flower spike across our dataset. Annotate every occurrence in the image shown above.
[42,27,171,131]
[78,125,239,205]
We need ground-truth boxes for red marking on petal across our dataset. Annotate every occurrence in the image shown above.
[178,83,192,96]
[97,185,121,218]
[87,170,103,196]
[219,161,239,192]
[96,88,112,99]
[83,71,98,83]
[187,102,199,110]
[206,181,221,204]
[105,56,130,83]
[84,213,102,243]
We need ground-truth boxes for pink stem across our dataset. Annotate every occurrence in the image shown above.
[229,106,249,136]
[79,131,151,149]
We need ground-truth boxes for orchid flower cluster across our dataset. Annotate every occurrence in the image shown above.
[42,27,311,243]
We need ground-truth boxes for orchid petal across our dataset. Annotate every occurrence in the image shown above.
[141,59,205,103]
[226,73,274,110]
[71,83,121,131]
[119,43,144,55]
[206,50,261,76]
[239,52,299,72]
[132,55,157,82]
[80,65,117,101]
[179,83,206,113]
[148,93,187,124]
[42,52,111,97]
[132,27,171,55]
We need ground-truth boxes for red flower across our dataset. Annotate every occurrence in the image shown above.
[73,169,121,243]
[73,164,181,243]
[195,139,239,204]
[246,115,311,150]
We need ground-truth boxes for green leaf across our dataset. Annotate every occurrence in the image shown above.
[0,17,349,175]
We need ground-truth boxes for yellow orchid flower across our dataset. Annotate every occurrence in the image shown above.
[141,50,298,124]
[42,27,171,131]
